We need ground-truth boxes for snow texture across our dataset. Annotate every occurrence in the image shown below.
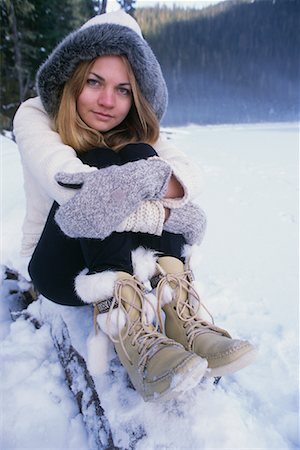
[1,123,299,449]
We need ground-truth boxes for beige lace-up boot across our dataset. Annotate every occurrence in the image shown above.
[155,257,257,378]
[94,272,208,402]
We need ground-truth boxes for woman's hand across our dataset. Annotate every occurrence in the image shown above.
[164,175,184,199]
[164,207,171,222]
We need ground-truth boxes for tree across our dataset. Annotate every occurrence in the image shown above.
[0,0,97,130]
[117,0,136,16]
[94,0,107,14]
[1,0,36,128]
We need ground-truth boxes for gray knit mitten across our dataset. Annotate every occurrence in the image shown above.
[55,158,172,239]
[164,202,207,245]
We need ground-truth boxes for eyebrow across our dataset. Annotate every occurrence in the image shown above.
[89,72,131,87]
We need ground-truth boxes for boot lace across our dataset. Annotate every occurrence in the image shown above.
[156,270,231,350]
[97,276,181,372]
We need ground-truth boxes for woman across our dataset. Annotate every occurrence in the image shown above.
[14,10,256,402]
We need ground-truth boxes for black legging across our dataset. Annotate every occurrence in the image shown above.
[29,143,186,306]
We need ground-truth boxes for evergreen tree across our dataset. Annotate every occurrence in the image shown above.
[0,0,97,130]
[117,0,136,16]
[1,0,36,128]
[94,0,107,14]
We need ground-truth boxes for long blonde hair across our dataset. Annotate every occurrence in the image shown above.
[54,56,160,153]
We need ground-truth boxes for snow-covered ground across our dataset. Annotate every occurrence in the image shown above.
[1,122,299,449]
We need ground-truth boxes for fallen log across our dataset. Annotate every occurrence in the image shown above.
[5,266,118,450]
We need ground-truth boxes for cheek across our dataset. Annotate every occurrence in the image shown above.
[77,86,98,110]
[76,95,85,117]
[122,98,132,117]
[77,91,89,112]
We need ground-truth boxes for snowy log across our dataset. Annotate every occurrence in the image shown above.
[6,266,118,450]
[10,310,117,450]
[51,316,117,450]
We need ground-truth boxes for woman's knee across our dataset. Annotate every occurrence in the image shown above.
[119,143,158,163]
[79,147,122,168]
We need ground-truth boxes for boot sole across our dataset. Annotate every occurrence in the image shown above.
[146,355,208,402]
[205,347,258,378]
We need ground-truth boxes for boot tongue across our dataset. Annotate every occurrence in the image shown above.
[115,273,143,323]
[176,288,192,320]
[120,283,142,322]
[158,256,184,274]
[158,257,193,319]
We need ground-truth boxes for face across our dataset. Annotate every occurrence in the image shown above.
[77,55,133,132]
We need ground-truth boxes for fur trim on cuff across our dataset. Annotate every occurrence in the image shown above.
[157,284,173,307]
[96,308,126,340]
[74,269,117,304]
[143,292,159,325]
[131,246,158,284]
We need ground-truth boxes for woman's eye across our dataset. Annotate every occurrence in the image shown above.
[87,78,100,87]
[118,87,131,96]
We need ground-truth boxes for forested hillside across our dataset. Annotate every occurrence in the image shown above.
[1,0,98,130]
[136,0,299,125]
[1,0,299,129]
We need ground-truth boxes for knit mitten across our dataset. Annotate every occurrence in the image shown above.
[55,158,172,239]
[163,202,207,245]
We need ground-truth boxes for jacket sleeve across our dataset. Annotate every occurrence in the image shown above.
[13,97,97,205]
[152,135,204,205]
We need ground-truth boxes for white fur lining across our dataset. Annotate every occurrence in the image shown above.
[143,292,158,325]
[75,269,117,304]
[96,308,126,339]
[131,247,158,283]
[156,284,173,307]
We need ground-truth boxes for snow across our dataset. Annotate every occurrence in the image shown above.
[0,122,299,449]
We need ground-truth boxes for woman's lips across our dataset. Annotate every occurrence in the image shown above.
[92,111,113,121]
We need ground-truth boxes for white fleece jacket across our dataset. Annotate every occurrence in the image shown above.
[14,97,203,257]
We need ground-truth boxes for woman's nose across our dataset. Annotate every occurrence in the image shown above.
[98,87,114,108]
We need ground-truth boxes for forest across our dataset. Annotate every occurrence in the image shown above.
[1,0,299,130]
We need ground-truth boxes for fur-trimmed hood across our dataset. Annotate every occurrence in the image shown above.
[36,10,168,121]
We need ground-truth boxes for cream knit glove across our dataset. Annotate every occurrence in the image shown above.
[115,200,165,235]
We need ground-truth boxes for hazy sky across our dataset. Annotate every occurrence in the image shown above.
[107,0,228,11]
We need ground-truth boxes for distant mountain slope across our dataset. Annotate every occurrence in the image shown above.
[137,0,299,125]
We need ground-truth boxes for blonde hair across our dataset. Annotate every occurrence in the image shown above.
[54,56,160,153]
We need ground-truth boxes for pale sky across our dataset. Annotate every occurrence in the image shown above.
[107,0,228,11]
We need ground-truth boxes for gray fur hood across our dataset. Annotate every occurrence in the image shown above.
[36,11,168,121]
